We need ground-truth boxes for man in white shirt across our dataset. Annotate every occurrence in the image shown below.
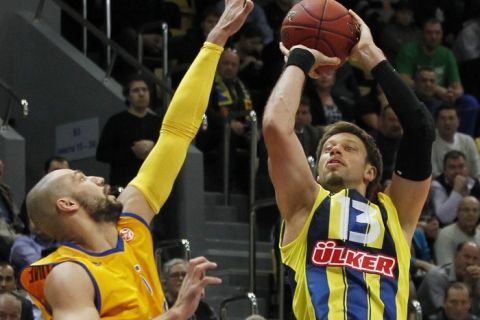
[435,196,480,265]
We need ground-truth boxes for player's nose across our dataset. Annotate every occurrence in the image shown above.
[89,176,105,186]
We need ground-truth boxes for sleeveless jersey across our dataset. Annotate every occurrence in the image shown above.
[20,213,166,319]
[281,188,411,320]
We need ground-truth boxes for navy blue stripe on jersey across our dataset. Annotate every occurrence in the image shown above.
[306,263,330,319]
[307,195,332,318]
[345,266,369,319]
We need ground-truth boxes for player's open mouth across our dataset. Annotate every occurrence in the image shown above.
[327,158,344,166]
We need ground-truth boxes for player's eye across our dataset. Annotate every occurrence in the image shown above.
[323,145,332,153]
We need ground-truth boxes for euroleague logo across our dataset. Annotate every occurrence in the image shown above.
[119,227,135,241]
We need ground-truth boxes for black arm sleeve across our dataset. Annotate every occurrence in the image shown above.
[371,60,435,181]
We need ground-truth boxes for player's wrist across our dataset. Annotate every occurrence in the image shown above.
[359,44,385,71]
[285,48,315,76]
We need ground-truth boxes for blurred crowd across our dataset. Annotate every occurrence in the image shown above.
[2,0,480,318]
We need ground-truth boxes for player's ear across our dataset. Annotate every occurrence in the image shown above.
[364,163,377,183]
[56,197,79,214]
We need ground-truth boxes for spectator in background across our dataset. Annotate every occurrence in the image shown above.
[162,258,218,320]
[233,23,265,100]
[420,215,441,261]
[96,74,162,188]
[216,1,273,44]
[170,6,221,87]
[196,48,253,193]
[0,292,21,320]
[429,282,478,320]
[435,196,480,266]
[453,4,480,100]
[110,0,181,80]
[294,96,322,159]
[430,150,480,225]
[0,161,23,252]
[43,156,70,174]
[414,66,443,116]
[303,71,357,128]
[396,18,480,137]
[9,218,58,279]
[355,83,389,133]
[431,105,480,179]
[0,262,33,320]
[410,226,435,288]
[417,242,480,317]
[373,105,403,184]
[379,1,420,63]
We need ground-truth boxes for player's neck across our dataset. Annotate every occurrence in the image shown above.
[69,222,119,253]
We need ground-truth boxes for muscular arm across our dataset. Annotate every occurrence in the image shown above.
[118,0,254,224]
[377,59,434,241]
[262,65,320,240]
[119,42,224,223]
[44,263,99,320]
[262,46,339,244]
[349,11,434,243]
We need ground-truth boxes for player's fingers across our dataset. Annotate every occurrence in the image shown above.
[318,55,341,66]
[190,260,218,280]
[199,275,222,287]
[279,42,289,56]
[348,9,365,26]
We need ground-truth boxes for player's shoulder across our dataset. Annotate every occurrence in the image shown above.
[45,261,94,294]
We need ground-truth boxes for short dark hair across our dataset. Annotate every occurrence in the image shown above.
[43,156,69,173]
[414,66,436,79]
[435,103,458,120]
[122,74,149,98]
[316,121,383,194]
[422,18,443,30]
[442,150,466,168]
[445,282,471,300]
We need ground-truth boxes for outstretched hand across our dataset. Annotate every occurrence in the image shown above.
[207,0,254,47]
[167,257,221,320]
[279,42,340,79]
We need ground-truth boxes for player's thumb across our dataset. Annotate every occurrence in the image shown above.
[320,56,341,66]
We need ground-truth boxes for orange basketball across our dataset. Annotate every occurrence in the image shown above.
[281,0,359,73]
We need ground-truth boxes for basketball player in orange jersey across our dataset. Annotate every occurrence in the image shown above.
[263,10,435,319]
[18,0,254,319]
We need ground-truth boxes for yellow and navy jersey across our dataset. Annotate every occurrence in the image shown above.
[281,187,411,320]
[20,213,166,320]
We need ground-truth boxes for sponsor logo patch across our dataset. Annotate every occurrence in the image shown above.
[311,240,396,278]
[119,228,134,241]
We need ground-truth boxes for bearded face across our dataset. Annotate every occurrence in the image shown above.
[75,195,123,223]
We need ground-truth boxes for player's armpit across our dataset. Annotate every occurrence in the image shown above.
[44,262,99,320]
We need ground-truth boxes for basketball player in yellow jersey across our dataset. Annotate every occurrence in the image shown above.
[263,11,435,320]
[18,1,254,319]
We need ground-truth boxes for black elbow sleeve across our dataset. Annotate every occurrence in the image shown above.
[394,103,435,181]
[371,60,436,181]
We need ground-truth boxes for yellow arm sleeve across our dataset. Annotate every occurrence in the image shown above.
[129,42,224,213]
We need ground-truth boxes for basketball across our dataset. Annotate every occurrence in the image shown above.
[281,0,359,73]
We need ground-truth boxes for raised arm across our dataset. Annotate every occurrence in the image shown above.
[349,11,435,242]
[262,44,339,241]
[118,0,254,224]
